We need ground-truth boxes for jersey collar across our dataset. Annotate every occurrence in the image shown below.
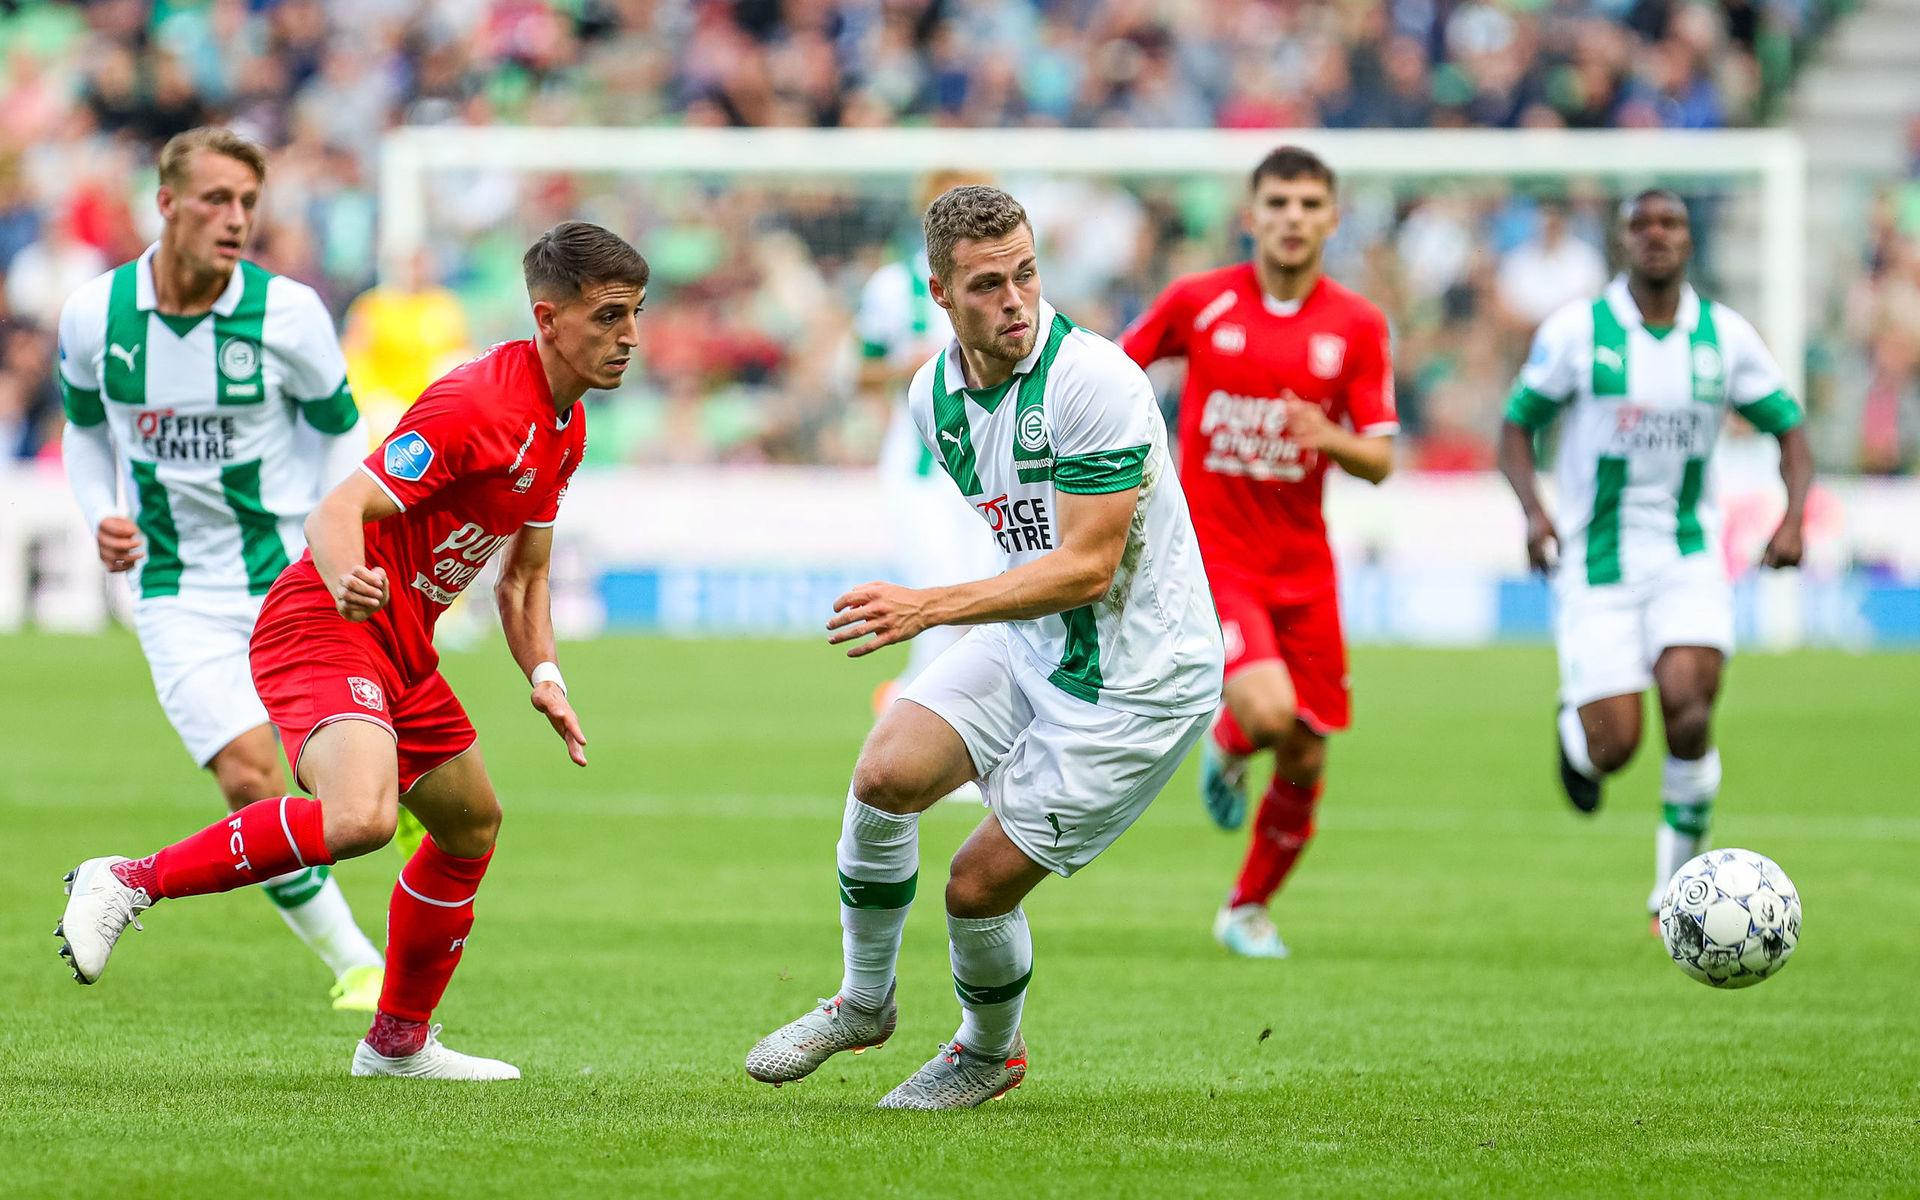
[1258,273,1320,318]
[517,339,574,429]
[1603,274,1701,334]
[134,242,249,317]
[942,297,1056,406]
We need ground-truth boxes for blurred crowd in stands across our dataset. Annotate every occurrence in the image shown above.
[0,0,1907,473]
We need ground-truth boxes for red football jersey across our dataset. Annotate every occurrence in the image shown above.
[1121,265,1395,603]
[282,339,586,685]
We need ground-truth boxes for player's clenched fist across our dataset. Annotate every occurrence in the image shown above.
[95,517,143,573]
[1282,397,1337,451]
[332,565,389,622]
[1761,521,1804,570]
[828,582,933,657]
[1523,510,1560,575]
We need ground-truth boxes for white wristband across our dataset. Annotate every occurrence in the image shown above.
[531,661,567,695]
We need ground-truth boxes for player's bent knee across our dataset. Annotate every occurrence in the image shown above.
[433,798,503,858]
[850,753,930,815]
[1588,733,1639,775]
[944,871,1005,920]
[1235,702,1297,751]
[322,802,398,860]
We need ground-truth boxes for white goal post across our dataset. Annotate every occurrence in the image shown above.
[377,126,1806,394]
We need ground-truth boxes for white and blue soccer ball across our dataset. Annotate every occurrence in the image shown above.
[1658,849,1801,988]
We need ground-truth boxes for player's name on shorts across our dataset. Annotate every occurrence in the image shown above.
[133,410,243,462]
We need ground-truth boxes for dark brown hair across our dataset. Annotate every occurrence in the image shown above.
[522,221,650,301]
[158,127,268,191]
[923,185,1031,282]
[1250,145,1336,194]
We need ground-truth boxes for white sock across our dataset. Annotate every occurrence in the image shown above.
[950,907,1032,1059]
[1651,749,1721,910]
[1558,705,1600,780]
[837,790,918,1010]
[260,868,383,978]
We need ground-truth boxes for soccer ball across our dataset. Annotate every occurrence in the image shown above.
[1658,849,1801,988]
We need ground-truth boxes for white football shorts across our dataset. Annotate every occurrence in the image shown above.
[901,623,1210,877]
[1554,553,1735,709]
[132,593,272,767]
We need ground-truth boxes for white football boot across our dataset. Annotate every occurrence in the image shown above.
[876,1036,1027,1109]
[351,1026,520,1080]
[1213,903,1290,959]
[56,856,153,984]
[746,982,897,1085]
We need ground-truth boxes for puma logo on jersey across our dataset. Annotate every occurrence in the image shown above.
[1595,346,1624,371]
[1193,288,1238,332]
[940,430,963,447]
[108,343,140,371]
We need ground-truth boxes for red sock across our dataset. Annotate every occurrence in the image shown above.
[1213,706,1257,758]
[1228,777,1322,909]
[377,836,493,1029]
[113,797,332,900]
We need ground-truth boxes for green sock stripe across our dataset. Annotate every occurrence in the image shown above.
[955,966,1033,1007]
[837,870,916,910]
[261,865,330,909]
[1662,801,1712,839]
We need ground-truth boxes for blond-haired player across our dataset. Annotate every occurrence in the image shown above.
[57,127,384,1008]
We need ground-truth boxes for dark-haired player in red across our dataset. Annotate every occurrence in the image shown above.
[1121,147,1396,960]
[57,221,647,1078]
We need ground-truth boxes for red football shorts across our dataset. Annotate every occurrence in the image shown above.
[250,578,475,794]
[1211,574,1351,735]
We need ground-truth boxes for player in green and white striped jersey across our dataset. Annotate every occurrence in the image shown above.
[56,128,384,1008]
[747,186,1222,1108]
[1498,189,1814,922]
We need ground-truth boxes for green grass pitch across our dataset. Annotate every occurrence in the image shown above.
[1,631,1916,1197]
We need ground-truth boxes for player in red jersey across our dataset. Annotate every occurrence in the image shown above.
[1121,147,1396,959]
[56,222,647,1078]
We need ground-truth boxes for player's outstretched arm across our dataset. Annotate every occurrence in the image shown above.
[496,525,587,767]
[1762,425,1814,569]
[828,486,1136,657]
[1497,419,1558,574]
[307,470,399,621]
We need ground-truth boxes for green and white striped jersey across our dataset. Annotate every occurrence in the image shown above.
[1506,277,1801,588]
[907,299,1223,717]
[57,244,360,601]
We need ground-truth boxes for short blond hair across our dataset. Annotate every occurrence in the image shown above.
[923,185,1030,283]
[158,127,268,192]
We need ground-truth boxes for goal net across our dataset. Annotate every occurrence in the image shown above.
[372,126,1810,637]
[378,127,1806,472]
